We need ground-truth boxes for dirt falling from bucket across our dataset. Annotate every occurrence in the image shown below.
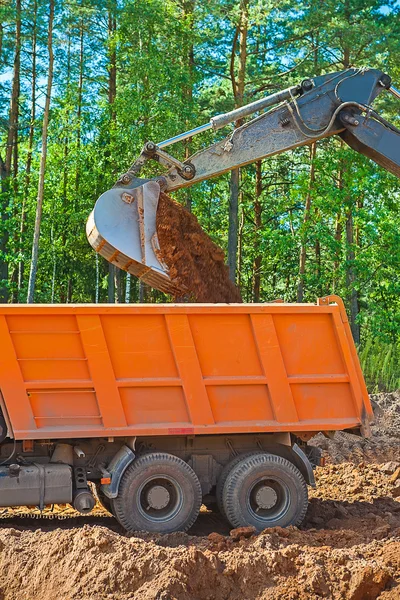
[156,193,242,303]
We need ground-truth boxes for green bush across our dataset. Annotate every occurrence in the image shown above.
[359,338,400,392]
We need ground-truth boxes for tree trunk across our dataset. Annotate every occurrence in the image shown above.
[26,0,55,303]
[315,232,321,291]
[228,0,248,283]
[107,1,117,302]
[125,274,131,303]
[115,268,123,303]
[228,168,240,281]
[0,0,21,301]
[182,0,195,212]
[139,281,148,302]
[341,40,359,342]
[4,0,21,183]
[10,77,20,302]
[95,254,99,303]
[75,14,84,191]
[60,30,72,305]
[253,160,262,301]
[237,207,245,290]
[67,278,73,303]
[333,212,342,292]
[51,223,56,302]
[336,142,360,342]
[18,0,37,297]
[108,264,115,303]
[345,206,360,343]
[297,143,316,302]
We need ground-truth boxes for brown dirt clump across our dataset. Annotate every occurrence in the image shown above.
[310,390,400,464]
[0,524,399,600]
[156,193,242,303]
[0,462,399,599]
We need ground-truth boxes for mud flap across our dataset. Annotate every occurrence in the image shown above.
[0,408,8,443]
[101,445,135,500]
[292,443,316,487]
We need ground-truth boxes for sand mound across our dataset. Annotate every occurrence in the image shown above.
[0,524,398,600]
[0,462,399,599]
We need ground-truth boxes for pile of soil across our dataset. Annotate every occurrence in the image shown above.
[0,526,398,600]
[310,390,400,464]
[156,193,242,303]
[0,462,399,600]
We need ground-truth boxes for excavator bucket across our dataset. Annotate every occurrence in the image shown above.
[86,181,184,296]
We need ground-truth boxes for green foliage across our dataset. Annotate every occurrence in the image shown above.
[359,337,400,392]
[0,0,399,390]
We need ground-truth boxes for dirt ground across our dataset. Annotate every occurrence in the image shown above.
[309,390,400,465]
[0,392,399,600]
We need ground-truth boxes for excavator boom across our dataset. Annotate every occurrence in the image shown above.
[86,67,400,295]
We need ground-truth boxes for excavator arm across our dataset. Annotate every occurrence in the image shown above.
[86,67,400,295]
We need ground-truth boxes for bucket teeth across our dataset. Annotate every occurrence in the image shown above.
[86,181,185,296]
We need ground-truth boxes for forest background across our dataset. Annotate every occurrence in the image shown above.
[0,0,399,390]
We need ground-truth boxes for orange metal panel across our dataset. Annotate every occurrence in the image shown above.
[165,314,214,426]
[120,386,190,426]
[20,359,90,383]
[0,316,36,434]
[250,314,298,423]
[12,419,364,440]
[321,296,372,423]
[6,314,79,332]
[207,384,273,423]
[100,314,179,379]
[330,309,371,424]
[0,300,372,440]
[273,312,346,376]
[76,315,127,429]
[291,382,355,421]
[188,314,263,376]
[30,389,102,430]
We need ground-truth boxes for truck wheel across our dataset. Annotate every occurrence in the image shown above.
[113,452,202,533]
[216,452,262,518]
[222,453,308,531]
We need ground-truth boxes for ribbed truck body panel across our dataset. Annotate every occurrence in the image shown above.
[0,296,372,440]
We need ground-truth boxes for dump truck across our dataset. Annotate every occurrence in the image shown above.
[0,297,371,532]
[0,67,399,534]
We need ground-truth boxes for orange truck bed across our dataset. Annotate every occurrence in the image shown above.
[0,295,372,441]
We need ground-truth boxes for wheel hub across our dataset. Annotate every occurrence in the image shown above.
[255,485,278,509]
[146,485,171,510]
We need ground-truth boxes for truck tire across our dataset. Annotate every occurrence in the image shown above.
[222,453,308,531]
[112,452,202,533]
[216,452,263,518]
